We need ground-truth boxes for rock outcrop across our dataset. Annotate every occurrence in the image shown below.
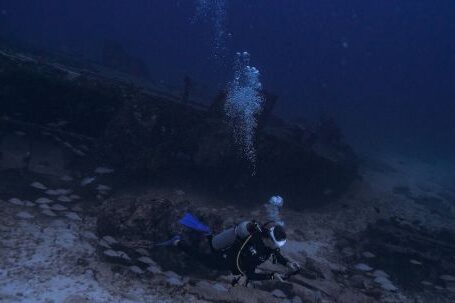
[337,218,455,302]
[96,194,224,276]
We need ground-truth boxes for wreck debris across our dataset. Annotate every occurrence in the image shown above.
[0,46,358,209]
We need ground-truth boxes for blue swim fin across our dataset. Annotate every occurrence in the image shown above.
[179,212,211,234]
[154,235,182,247]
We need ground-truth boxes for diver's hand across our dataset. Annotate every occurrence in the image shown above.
[270,272,285,282]
[287,261,301,271]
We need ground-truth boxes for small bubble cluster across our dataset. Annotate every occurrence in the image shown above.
[265,195,284,226]
[194,0,228,52]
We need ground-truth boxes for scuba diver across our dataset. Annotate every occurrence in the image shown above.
[158,196,301,284]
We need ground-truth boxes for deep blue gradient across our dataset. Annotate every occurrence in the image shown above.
[1,1,454,161]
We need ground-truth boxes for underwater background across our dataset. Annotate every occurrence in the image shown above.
[1,2,455,302]
[1,0,454,163]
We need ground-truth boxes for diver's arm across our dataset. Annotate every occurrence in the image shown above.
[245,269,287,281]
[275,250,301,271]
[245,269,275,281]
[274,249,290,266]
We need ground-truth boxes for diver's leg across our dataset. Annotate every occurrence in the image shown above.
[177,240,210,260]
[177,240,224,270]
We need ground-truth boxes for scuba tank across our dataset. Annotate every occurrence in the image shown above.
[210,195,285,252]
[211,221,252,251]
[211,227,237,251]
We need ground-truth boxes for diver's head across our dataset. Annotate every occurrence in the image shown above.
[261,222,287,249]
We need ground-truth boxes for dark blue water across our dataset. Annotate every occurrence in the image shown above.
[1,0,454,162]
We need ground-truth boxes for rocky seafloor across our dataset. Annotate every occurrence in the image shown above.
[1,47,455,303]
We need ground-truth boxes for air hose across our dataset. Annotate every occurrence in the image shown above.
[235,234,253,276]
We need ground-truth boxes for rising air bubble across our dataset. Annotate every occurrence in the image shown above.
[224,52,264,174]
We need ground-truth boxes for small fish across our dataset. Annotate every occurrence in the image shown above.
[8,198,24,206]
[81,177,96,186]
[65,212,81,221]
[31,182,47,190]
[36,197,53,204]
[57,196,72,203]
[51,204,67,211]
[96,184,111,192]
[94,167,115,174]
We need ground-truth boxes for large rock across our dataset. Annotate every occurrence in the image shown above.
[0,134,29,170]
[96,194,223,275]
[28,140,69,176]
[188,280,284,303]
[343,218,455,297]
[62,295,93,303]
[0,128,71,176]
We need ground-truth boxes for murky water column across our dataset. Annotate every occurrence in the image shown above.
[194,0,228,55]
[224,51,263,175]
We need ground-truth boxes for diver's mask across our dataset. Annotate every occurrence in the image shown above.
[262,223,287,249]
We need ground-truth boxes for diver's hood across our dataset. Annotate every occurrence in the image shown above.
[262,224,287,249]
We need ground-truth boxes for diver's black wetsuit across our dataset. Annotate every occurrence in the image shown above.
[178,232,289,281]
